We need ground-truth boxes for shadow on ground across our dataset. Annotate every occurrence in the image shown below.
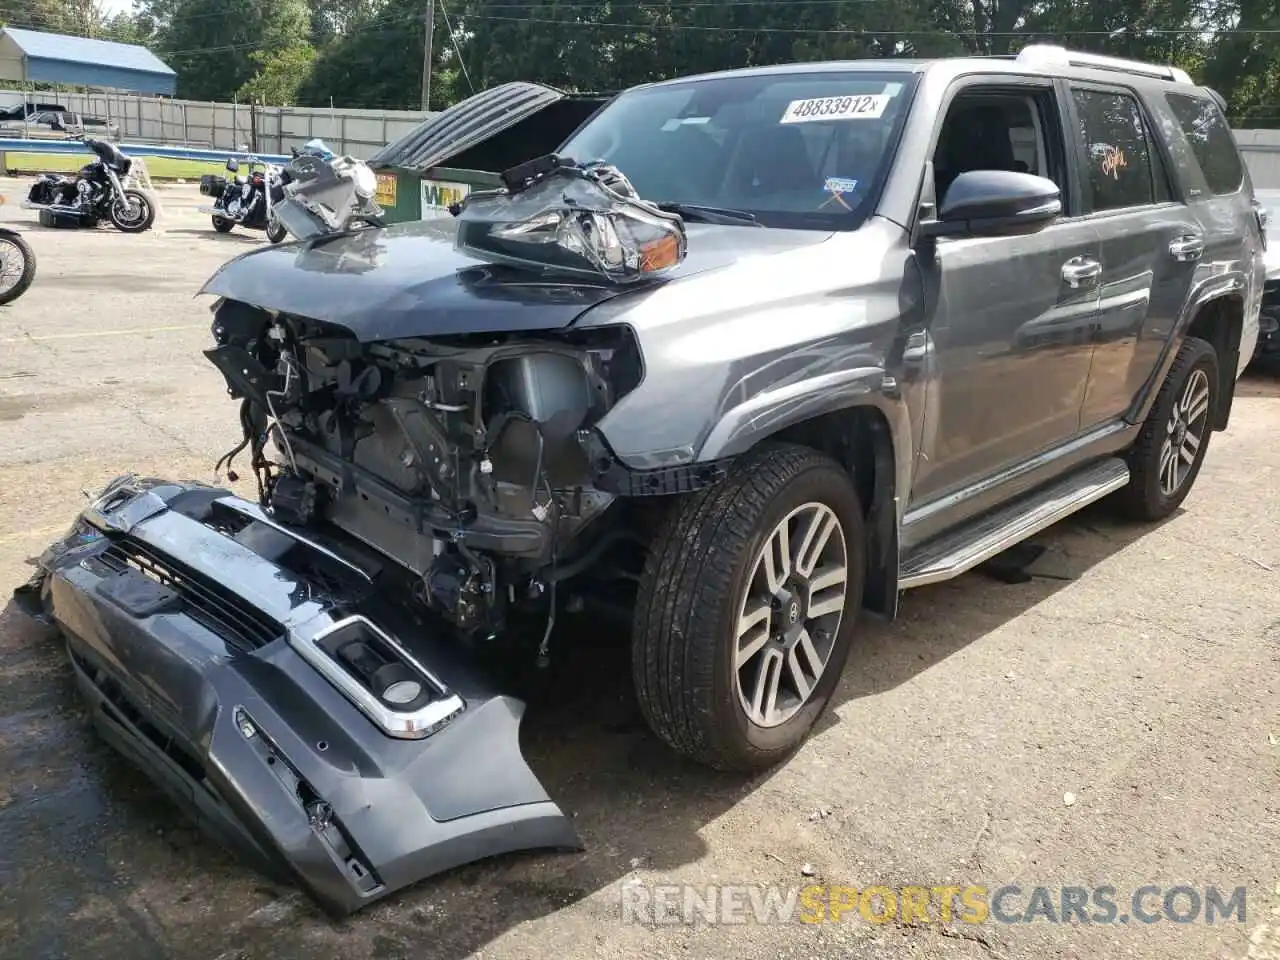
[164,227,264,245]
[0,500,1171,960]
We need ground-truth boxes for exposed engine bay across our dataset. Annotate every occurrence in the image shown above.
[207,296,659,651]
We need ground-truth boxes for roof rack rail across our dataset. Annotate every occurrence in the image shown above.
[1015,44,1193,84]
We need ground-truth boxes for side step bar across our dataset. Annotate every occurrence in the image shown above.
[899,457,1130,589]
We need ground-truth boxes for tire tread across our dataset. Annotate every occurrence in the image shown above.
[632,442,860,770]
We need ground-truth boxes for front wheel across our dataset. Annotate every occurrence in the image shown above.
[632,443,865,772]
[0,230,36,304]
[266,218,288,244]
[212,215,234,233]
[109,189,155,233]
[1116,336,1219,521]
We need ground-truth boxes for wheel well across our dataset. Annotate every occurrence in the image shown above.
[1186,295,1243,430]
[773,407,898,616]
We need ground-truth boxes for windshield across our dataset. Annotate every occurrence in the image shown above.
[558,70,916,230]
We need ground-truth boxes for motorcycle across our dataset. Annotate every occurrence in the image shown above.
[22,137,156,233]
[0,194,35,304]
[270,139,385,241]
[198,154,287,243]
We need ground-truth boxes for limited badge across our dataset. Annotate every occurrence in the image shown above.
[781,95,890,124]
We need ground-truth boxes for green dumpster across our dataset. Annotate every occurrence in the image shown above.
[368,81,609,224]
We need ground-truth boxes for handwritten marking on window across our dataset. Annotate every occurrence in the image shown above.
[1101,145,1128,180]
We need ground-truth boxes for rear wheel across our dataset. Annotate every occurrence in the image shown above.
[632,443,865,772]
[1117,336,1219,521]
[212,215,235,233]
[109,190,155,233]
[0,230,35,304]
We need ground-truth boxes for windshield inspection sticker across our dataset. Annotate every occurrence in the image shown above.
[822,177,859,210]
[780,94,890,124]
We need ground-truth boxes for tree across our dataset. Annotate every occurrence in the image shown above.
[141,0,311,101]
[238,42,316,105]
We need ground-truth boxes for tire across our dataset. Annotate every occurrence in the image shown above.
[109,190,155,233]
[1116,336,1219,522]
[0,231,35,305]
[212,215,235,233]
[632,442,865,772]
[266,219,288,244]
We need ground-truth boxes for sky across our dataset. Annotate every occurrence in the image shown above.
[98,0,134,17]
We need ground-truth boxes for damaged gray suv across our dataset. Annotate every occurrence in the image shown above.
[20,45,1263,915]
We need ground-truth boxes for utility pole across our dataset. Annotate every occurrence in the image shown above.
[421,0,436,113]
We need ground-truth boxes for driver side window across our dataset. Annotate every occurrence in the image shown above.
[932,87,1068,207]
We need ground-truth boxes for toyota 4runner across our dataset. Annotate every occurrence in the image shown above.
[19,45,1263,915]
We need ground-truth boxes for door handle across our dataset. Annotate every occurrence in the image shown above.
[1169,234,1205,262]
[1061,256,1102,288]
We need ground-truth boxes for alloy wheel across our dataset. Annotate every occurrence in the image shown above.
[1159,367,1211,496]
[734,502,849,729]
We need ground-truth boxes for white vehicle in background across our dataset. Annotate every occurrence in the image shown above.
[1252,189,1280,367]
[0,108,119,140]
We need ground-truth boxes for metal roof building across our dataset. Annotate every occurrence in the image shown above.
[0,27,176,95]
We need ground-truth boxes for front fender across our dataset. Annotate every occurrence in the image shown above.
[696,369,914,523]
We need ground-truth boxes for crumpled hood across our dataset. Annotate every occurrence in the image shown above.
[198,217,830,342]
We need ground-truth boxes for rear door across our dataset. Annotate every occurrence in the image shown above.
[1067,82,1200,427]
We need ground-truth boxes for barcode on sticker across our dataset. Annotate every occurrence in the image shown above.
[780,94,890,124]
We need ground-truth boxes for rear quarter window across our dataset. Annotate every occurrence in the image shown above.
[1165,92,1244,196]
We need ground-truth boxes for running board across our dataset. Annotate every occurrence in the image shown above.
[899,457,1130,589]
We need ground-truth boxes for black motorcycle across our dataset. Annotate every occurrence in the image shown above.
[0,194,35,304]
[199,155,288,243]
[22,138,156,233]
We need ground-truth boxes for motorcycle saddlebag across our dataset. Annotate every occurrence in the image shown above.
[38,208,92,229]
[27,180,58,205]
[20,478,582,916]
[199,174,227,198]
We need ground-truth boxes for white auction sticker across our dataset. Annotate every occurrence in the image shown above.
[780,94,890,124]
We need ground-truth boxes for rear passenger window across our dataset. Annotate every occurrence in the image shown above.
[1071,88,1159,211]
[1165,93,1244,196]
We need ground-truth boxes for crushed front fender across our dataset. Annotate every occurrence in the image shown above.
[18,478,582,916]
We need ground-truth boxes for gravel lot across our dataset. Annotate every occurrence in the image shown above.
[0,178,1277,960]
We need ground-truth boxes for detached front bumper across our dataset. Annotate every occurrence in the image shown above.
[18,478,580,916]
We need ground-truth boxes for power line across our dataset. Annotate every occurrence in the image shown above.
[460,12,1280,37]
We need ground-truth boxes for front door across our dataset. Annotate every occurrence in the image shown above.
[910,81,1101,509]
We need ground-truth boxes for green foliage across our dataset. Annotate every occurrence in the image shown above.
[138,0,311,101]
[237,41,316,105]
[9,0,1280,126]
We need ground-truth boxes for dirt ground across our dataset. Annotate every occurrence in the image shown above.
[0,179,1276,960]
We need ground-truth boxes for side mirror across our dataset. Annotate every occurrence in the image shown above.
[226,158,239,172]
[920,170,1061,240]
[290,146,300,157]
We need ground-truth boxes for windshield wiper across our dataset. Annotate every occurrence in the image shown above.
[655,202,762,226]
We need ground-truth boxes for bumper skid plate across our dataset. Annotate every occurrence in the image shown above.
[19,477,582,916]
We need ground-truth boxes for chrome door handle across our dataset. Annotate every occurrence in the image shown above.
[1061,256,1102,288]
[1169,235,1205,261]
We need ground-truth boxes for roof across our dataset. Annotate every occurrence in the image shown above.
[0,27,176,95]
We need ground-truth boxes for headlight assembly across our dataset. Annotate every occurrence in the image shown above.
[454,157,687,283]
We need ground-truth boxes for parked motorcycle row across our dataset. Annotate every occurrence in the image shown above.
[0,137,384,308]
[198,138,385,243]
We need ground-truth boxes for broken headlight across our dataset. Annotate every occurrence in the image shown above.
[454,158,687,284]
